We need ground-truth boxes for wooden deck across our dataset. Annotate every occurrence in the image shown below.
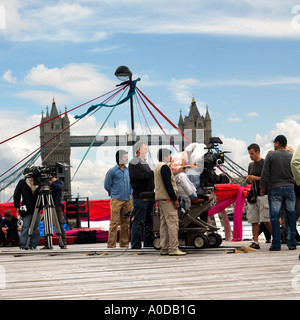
[0,241,299,300]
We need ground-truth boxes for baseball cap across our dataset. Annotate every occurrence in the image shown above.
[272,135,287,145]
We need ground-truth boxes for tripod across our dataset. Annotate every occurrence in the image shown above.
[26,186,64,249]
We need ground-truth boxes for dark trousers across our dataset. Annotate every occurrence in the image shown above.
[131,198,154,249]
[0,227,18,243]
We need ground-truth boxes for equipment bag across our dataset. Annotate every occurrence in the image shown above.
[76,230,97,244]
[247,181,257,204]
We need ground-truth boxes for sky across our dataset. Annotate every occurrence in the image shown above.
[1,0,300,201]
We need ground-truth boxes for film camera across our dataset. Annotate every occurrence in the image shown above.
[23,162,69,189]
[200,137,230,187]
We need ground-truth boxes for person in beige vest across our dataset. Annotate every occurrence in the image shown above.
[154,148,186,256]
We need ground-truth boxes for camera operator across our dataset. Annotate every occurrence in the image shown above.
[43,175,67,249]
[13,175,40,250]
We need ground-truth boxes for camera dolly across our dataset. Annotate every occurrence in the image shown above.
[139,191,222,250]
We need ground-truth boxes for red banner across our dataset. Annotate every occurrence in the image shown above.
[0,199,111,221]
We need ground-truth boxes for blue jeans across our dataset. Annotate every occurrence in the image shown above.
[131,198,154,249]
[268,186,297,249]
[19,213,41,249]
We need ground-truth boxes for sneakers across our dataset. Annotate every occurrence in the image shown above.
[168,249,187,256]
[160,249,187,256]
[160,250,169,256]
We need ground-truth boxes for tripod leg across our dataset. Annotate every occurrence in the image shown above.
[42,194,53,249]
[52,208,65,248]
[47,193,64,248]
[25,196,42,249]
[44,208,53,249]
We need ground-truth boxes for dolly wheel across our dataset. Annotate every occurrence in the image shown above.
[193,235,209,249]
[208,233,221,248]
[215,233,223,246]
[153,236,161,250]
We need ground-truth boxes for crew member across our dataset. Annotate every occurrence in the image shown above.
[13,173,40,250]
[43,175,67,249]
[154,148,186,256]
[0,210,20,247]
[104,150,133,248]
[129,141,154,249]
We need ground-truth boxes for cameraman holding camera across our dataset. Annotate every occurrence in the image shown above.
[13,175,40,250]
[43,176,67,249]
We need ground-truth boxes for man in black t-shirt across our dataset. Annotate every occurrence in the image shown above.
[245,143,272,249]
[129,142,155,249]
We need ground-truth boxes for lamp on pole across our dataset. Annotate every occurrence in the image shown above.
[115,66,135,135]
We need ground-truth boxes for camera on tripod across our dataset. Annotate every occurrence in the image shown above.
[23,162,69,188]
[23,166,54,186]
[200,137,230,188]
[23,164,67,249]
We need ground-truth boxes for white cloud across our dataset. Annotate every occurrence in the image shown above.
[217,134,250,171]
[196,76,300,87]
[70,158,112,199]
[285,114,300,121]
[168,78,207,113]
[227,117,242,123]
[90,45,124,53]
[2,0,300,43]
[2,70,17,84]
[246,112,259,117]
[255,119,300,158]
[25,64,115,97]
[0,110,41,202]
[142,16,299,38]
[15,63,115,106]
[2,0,107,43]
[217,119,300,173]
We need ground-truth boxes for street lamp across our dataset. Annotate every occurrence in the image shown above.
[115,65,135,142]
[115,65,132,82]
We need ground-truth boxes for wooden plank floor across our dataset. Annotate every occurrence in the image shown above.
[0,241,299,300]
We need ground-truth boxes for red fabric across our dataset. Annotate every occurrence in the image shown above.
[0,203,18,217]
[212,183,250,202]
[208,184,251,241]
[0,199,112,221]
[86,199,111,221]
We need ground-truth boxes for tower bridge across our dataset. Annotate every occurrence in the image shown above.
[69,132,201,149]
[40,97,212,197]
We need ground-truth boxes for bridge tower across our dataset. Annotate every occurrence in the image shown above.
[178,97,212,146]
[40,98,71,198]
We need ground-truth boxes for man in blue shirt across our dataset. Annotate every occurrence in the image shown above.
[104,150,133,248]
